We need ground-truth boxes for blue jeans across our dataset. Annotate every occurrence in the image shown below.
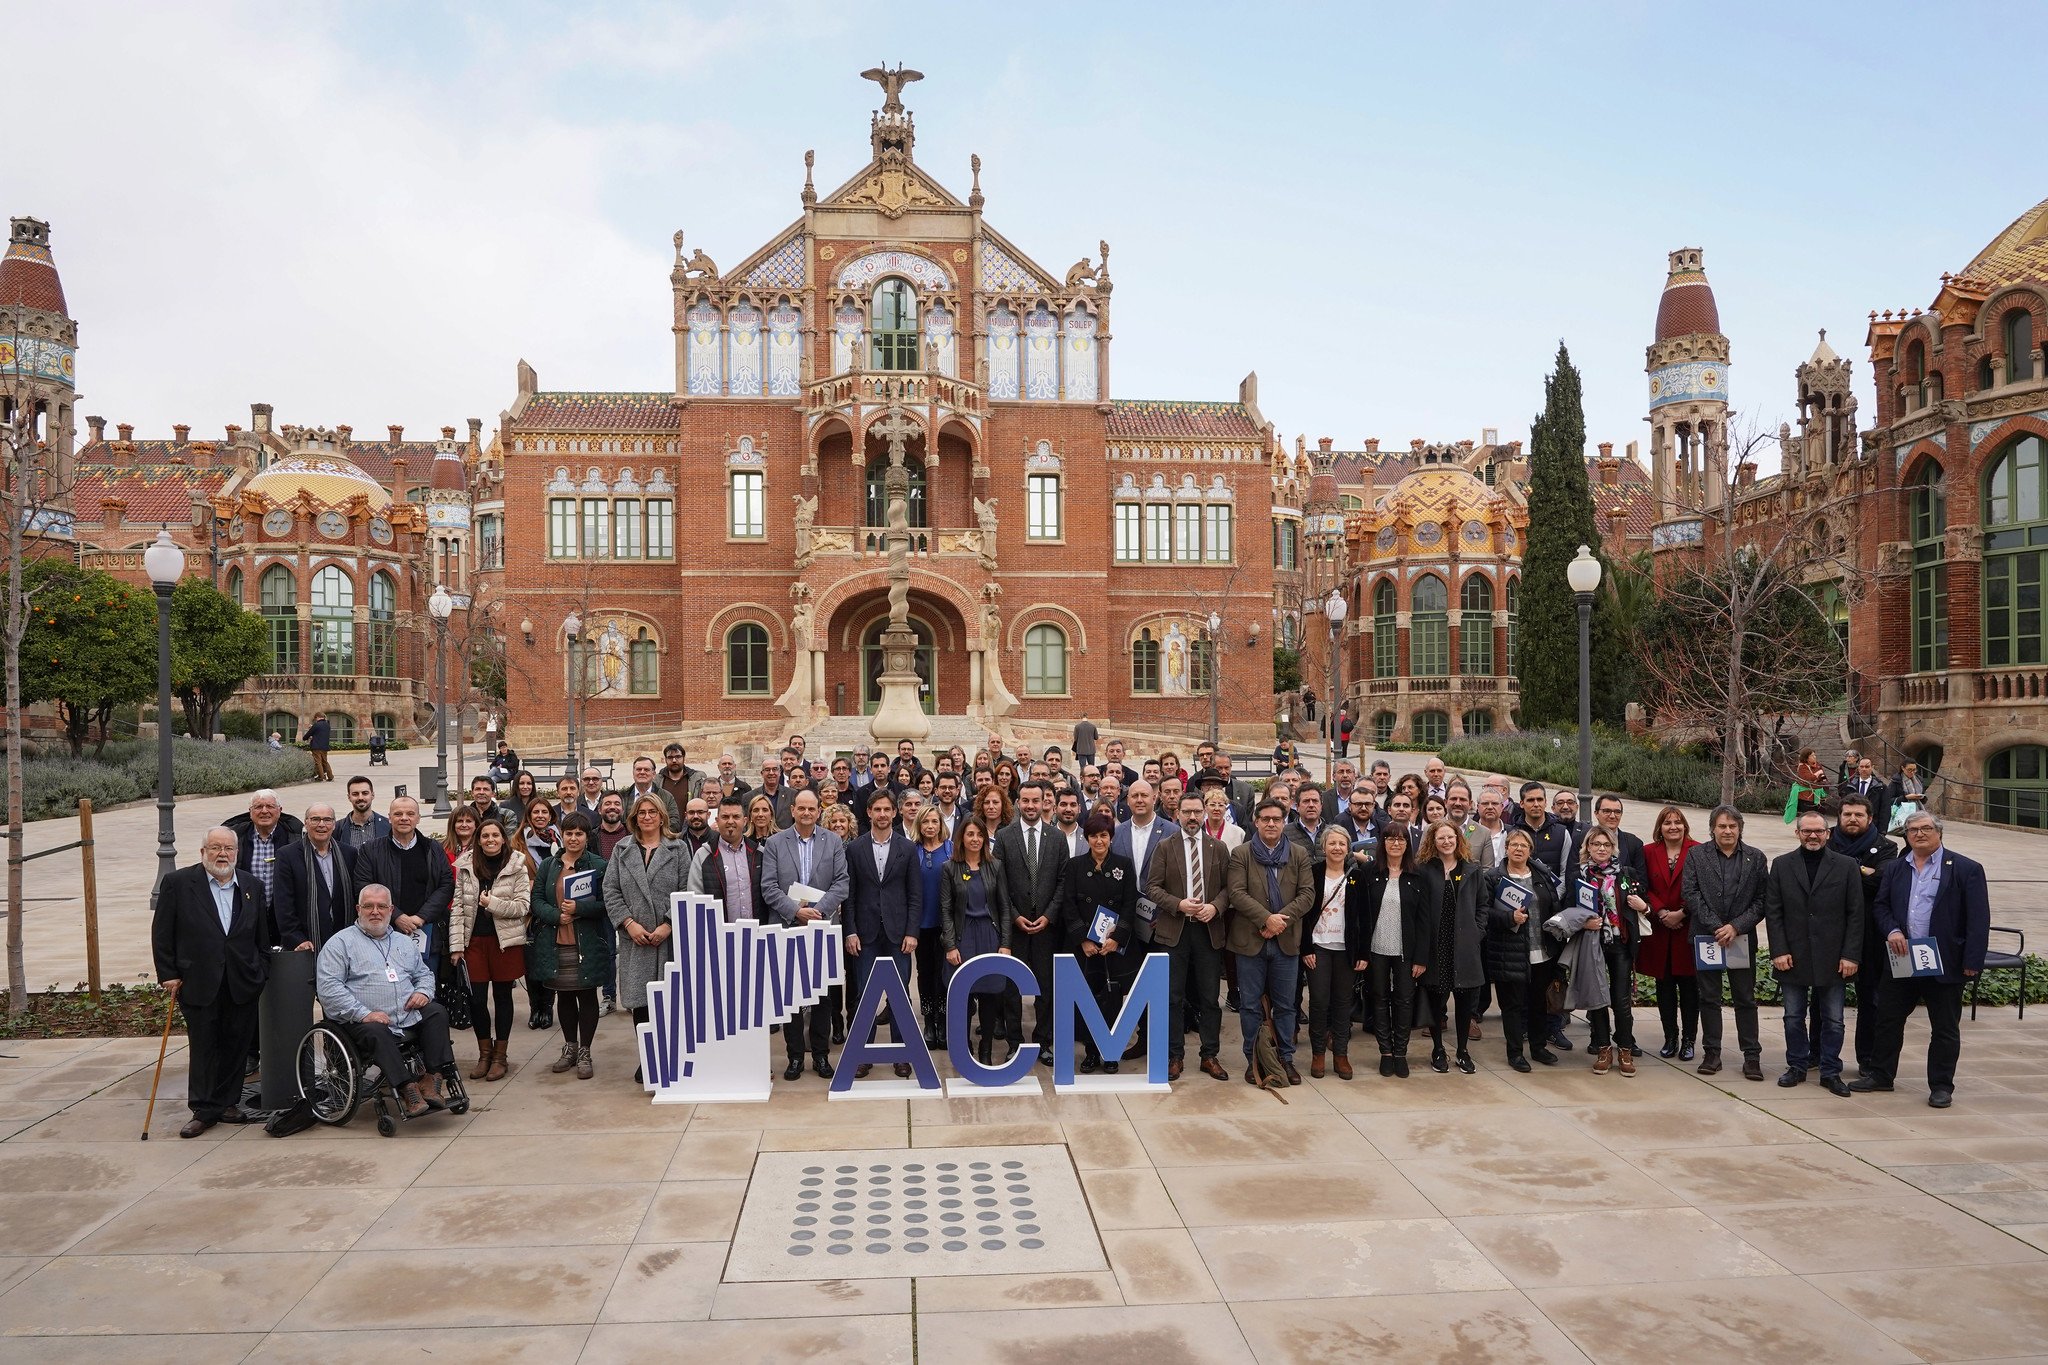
[1781,981,1845,1077]
[1236,940,1301,1064]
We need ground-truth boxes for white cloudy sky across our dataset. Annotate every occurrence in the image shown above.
[16,1,2045,463]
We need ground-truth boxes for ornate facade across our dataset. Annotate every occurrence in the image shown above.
[489,71,1276,754]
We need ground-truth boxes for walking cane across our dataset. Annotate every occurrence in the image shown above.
[140,983,180,1141]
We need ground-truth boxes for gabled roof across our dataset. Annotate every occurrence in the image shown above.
[1107,400,1263,442]
[513,393,680,432]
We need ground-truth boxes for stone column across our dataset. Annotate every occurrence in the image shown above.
[868,405,932,742]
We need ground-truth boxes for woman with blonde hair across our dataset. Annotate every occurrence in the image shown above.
[821,802,856,841]
[450,814,535,1082]
[745,793,778,844]
[604,793,690,1084]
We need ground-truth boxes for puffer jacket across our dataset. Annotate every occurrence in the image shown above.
[1480,865,1558,985]
[450,848,535,953]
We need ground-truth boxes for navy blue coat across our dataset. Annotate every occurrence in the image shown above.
[847,831,924,946]
[1872,846,1991,983]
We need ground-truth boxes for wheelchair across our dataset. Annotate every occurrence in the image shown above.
[295,1018,469,1136]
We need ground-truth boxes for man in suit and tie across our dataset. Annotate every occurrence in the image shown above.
[1847,756,1892,835]
[152,826,269,1137]
[996,781,1067,1065]
[274,802,358,951]
[844,788,923,1079]
[1111,780,1173,1059]
[1147,792,1232,1081]
[930,771,967,844]
[760,789,850,1079]
[1763,811,1865,1095]
[1853,811,1991,1108]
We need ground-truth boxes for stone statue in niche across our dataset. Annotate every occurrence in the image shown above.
[972,496,1000,569]
[792,493,818,564]
[790,601,815,650]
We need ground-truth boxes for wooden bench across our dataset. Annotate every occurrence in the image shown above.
[519,756,615,786]
[1228,754,1276,780]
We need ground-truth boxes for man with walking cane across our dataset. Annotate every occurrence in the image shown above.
[151,826,270,1138]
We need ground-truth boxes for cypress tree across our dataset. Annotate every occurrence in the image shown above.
[1516,342,1618,728]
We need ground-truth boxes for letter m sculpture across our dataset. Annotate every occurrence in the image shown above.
[638,892,844,1103]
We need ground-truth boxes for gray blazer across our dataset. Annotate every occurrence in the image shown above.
[1682,841,1768,941]
[1762,847,1864,986]
[759,825,850,926]
[602,836,692,1009]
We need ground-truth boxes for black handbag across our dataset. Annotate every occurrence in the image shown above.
[441,956,473,1032]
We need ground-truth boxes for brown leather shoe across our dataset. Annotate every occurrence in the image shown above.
[1333,1054,1354,1080]
[1200,1057,1229,1082]
[399,1084,430,1118]
[469,1040,492,1080]
[217,1106,249,1124]
[1283,1062,1302,1086]
[1617,1047,1637,1077]
[1310,1051,1327,1079]
[893,1062,912,1079]
[178,1116,215,1139]
[1697,1048,1722,1075]
[1592,1045,1613,1075]
[484,1039,509,1082]
[855,1063,874,1079]
[1467,1020,1482,1041]
[1167,1058,1183,1081]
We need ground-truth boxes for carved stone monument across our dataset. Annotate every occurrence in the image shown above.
[868,404,931,742]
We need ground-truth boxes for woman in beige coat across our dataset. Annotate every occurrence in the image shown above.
[451,814,534,1081]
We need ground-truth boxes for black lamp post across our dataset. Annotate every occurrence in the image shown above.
[1324,586,1347,779]
[429,583,453,815]
[144,529,186,901]
[563,610,582,772]
[1567,544,1603,811]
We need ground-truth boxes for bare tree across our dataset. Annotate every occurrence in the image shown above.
[3,347,83,1013]
[1636,415,1865,806]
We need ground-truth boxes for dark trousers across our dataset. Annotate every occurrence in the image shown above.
[556,989,601,1048]
[1168,929,1225,1061]
[470,978,515,1043]
[1079,952,1118,1063]
[1493,978,1529,1059]
[342,1001,454,1090]
[1853,917,1889,1068]
[1016,922,1059,1044]
[787,999,833,1061]
[1304,944,1356,1056]
[1700,961,1760,1056]
[1369,953,1416,1056]
[180,993,260,1120]
[914,933,947,1019]
[1588,941,1637,1052]
[1525,958,1562,1048]
[1654,974,1700,1045]
[853,949,912,1044]
[1873,977,1966,1091]
[1421,982,1478,1054]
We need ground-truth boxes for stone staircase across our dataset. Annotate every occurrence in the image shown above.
[801,714,993,761]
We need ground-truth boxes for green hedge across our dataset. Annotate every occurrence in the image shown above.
[13,740,317,821]
[1442,729,1792,814]
[1628,957,2048,1008]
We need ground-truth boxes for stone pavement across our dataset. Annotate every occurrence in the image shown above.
[0,994,2043,1360]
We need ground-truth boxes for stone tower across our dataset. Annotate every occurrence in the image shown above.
[0,216,79,480]
[1781,329,1857,481]
[1646,247,1728,546]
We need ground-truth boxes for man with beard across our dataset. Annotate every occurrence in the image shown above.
[1831,793,1898,1079]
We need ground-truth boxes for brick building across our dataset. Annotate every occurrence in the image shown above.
[489,71,1276,756]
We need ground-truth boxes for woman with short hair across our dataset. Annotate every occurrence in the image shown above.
[1481,827,1559,1072]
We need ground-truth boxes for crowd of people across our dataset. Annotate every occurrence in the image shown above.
[148,734,1994,1135]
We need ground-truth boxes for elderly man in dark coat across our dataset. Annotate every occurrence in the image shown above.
[1763,810,1865,1095]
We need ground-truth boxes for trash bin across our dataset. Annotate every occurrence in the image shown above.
[420,765,443,810]
[259,946,317,1110]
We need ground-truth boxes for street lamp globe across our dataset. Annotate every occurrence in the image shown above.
[563,610,582,638]
[429,583,454,621]
[1324,588,1347,626]
[1566,543,1603,595]
[143,529,186,586]
[1206,610,1221,636]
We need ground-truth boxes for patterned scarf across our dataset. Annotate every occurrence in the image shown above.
[1250,835,1291,915]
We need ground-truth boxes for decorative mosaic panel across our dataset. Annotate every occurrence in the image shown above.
[835,249,953,294]
[833,300,863,376]
[1023,303,1059,400]
[426,503,470,529]
[728,302,764,396]
[686,301,723,396]
[1062,306,1097,401]
[743,235,806,289]
[926,302,957,377]
[979,241,1041,293]
[1653,518,1705,549]
[1648,360,1730,409]
[987,306,1019,399]
[727,436,766,468]
[0,336,75,387]
[768,302,803,395]
[1971,421,2004,447]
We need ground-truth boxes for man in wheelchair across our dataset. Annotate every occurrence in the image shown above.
[315,883,458,1117]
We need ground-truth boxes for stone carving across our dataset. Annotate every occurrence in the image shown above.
[674,231,719,282]
[1064,241,1111,292]
[844,169,945,219]
[974,494,998,540]
[790,600,815,649]
[793,492,818,564]
[860,63,923,112]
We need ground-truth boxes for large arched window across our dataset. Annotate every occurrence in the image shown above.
[259,565,298,674]
[1413,709,1449,748]
[1370,711,1396,744]
[1372,579,1397,678]
[2005,309,2036,384]
[1411,575,1449,677]
[1024,623,1069,696]
[263,710,299,743]
[1983,436,2045,666]
[870,278,919,371]
[864,456,928,528]
[1131,627,1160,695]
[726,623,769,696]
[367,571,397,678]
[1505,575,1521,675]
[1987,744,2048,829]
[224,566,242,606]
[1459,575,1495,675]
[629,626,659,695]
[309,566,355,676]
[1908,462,1947,674]
[1462,708,1494,736]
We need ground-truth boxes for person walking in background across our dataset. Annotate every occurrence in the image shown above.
[449,815,533,1083]
[1071,717,1098,770]
[532,811,612,1079]
[1640,806,1701,1060]
[304,711,333,782]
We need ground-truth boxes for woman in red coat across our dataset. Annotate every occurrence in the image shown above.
[1637,805,1700,1060]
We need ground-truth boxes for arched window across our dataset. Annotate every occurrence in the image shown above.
[865,456,928,528]
[1462,709,1494,737]
[309,566,355,676]
[367,571,397,678]
[327,713,357,744]
[726,623,770,696]
[1984,435,2047,666]
[259,565,298,674]
[1505,575,1521,674]
[2005,310,2036,384]
[263,710,299,743]
[1980,356,1998,392]
[1411,575,1449,677]
[629,626,659,695]
[1459,575,1495,675]
[1910,463,1947,673]
[371,712,398,743]
[1131,627,1161,694]
[1372,579,1397,678]
[1987,744,2048,829]
[1024,623,1068,696]
[1905,340,1925,388]
[1413,710,1450,748]
[1370,711,1396,744]
[870,278,919,371]
[224,566,242,605]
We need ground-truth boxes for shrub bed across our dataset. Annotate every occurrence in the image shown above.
[1629,957,2046,1008]
[14,739,317,821]
[1442,729,1791,814]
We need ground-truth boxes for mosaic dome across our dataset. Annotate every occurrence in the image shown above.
[1961,196,2048,288]
[247,453,391,511]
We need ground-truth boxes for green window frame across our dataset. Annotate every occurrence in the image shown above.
[1505,575,1521,675]
[613,497,642,558]
[1413,710,1450,748]
[865,458,927,528]
[645,498,674,559]
[1983,437,2045,667]
[729,472,765,539]
[1023,623,1068,696]
[1205,504,1233,561]
[367,571,397,678]
[547,498,577,558]
[260,565,298,674]
[1175,503,1203,562]
[1190,637,1215,695]
[1131,628,1160,694]
[628,628,659,695]
[309,565,355,677]
[726,623,770,696]
[1459,574,1494,675]
[1411,575,1449,677]
[1463,709,1494,736]
[1027,474,1061,540]
[1144,504,1171,562]
[1372,578,1397,679]
[580,499,610,560]
[1987,744,2048,828]
[1114,503,1141,562]
[870,279,919,371]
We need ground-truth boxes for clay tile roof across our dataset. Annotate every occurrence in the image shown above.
[341,440,442,483]
[0,237,65,314]
[1655,250,1721,342]
[1593,483,1655,542]
[72,464,231,522]
[517,393,680,432]
[1106,400,1262,441]
[1960,196,2048,289]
